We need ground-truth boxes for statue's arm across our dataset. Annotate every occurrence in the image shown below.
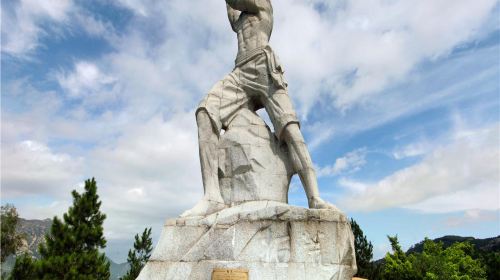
[226,0,263,13]
[226,4,240,31]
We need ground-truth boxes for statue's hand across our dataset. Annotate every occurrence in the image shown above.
[309,196,341,212]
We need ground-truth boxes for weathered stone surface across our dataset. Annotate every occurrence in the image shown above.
[218,108,293,206]
[137,202,356,280]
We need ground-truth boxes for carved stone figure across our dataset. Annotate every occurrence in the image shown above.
[136,1,357,279]
[182,0,336,217]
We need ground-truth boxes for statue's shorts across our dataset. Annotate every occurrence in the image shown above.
[196,45,299,141]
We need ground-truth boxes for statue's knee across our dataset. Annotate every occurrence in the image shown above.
[197,110,218,140]
[196,109,210,125]
[282,123,304,143]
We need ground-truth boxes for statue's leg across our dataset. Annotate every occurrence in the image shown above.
[197,110,223,201]
[180,110,226,217]
[282,123,339,210]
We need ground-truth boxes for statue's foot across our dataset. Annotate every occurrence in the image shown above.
[180,198,226,217]
[309,197,341,212]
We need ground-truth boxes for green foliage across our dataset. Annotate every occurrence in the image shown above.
[382,236,487,280]
[37,178,110,279]
[1,204,24,262]
[480,251,500,280]
[350,218,374,278]
[8,178,110,280]
[383,235,419,280]
[8,254,37,280]
[369,261,385,280]
[121,228,153,280]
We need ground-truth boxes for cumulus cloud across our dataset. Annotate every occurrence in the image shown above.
[56,61,118,103]
[338,124,500,212]
[336,178,368,194]
[1,0,116,57]
[68,0,498,142]
[73,12,118,40]
[2,111,203,245]
[305,121,336,150]
[98,0,498,150]
[14,200,73,221]
[392,142,430,160]
[1,0,73,56]
[271,0,497,115]
[112,0,150,16]
[317,148,367,177]
[87,112,202,240]
[1,140,83,198]
[444,209,498,228]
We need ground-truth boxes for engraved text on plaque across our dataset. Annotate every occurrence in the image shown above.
[212,268,249,280]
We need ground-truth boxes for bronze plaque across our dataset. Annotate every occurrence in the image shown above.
[212,268,249,280]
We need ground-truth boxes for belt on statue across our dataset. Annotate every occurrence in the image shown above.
[234,45,269,67]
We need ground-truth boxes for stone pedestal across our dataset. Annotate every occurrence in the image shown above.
[137,201,357,280]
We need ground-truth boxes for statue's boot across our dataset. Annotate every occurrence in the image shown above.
[309,196,341,212]
[180,198,226,217]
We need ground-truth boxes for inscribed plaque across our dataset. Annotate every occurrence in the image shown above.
[211,268,249,280]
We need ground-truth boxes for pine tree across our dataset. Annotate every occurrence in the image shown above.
[350,218,374,278]
[8,253,37,280]
[121,228,153,280]
[38,178,110,279]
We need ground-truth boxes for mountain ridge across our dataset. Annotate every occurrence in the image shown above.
[406,235,500,254]
[6,217,129,280]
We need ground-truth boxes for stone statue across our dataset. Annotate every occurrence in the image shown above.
[136,1,357,278]
[181,0,337,217]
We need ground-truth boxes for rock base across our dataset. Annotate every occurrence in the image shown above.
[137,201,357,280]
[218,108,293,205]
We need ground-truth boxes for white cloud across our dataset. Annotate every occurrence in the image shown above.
[337,178,368,194]
[74,12,118,39]
[317,43,498,143]
[270,0,497,115]
[317,148,367,177]
[56,61,118,103]
[15,200,73,221]
[1,0,116,57]
[444,209,498,228]
[1,0,73,56]
[112,0,150,16]
[305,121,335,150]
[101,0,497,147]
[405,184,499,214]
[1,140,83,198]
[393,141,431,160]
[22,0,70,20]
[2,111,203,242]
[339,124,500,212]
[392,139,439,160]
[1,80,66,143]
[87,112,202,240]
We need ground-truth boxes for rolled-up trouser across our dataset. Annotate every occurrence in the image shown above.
[196,45,299,141]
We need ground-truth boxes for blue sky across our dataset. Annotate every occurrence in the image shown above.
[2,0,499,263]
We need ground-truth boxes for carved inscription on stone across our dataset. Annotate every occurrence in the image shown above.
[212,268,249,280]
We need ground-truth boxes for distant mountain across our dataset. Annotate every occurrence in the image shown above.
[109,258,130,280]
[407,235,500,254]
[16,218,52,258]
[372,235,500,265]
[3,217,128,280]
